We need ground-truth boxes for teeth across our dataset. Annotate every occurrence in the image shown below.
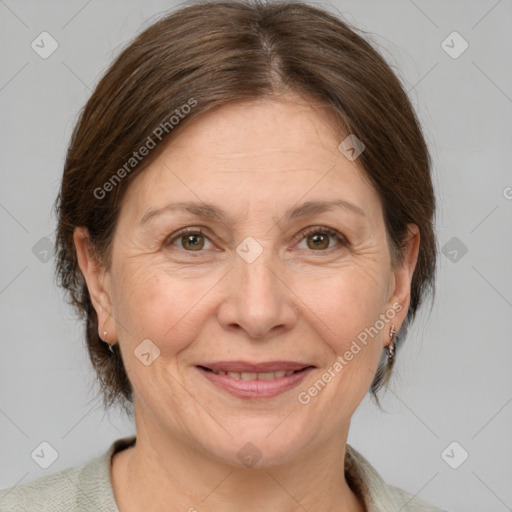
[257,372,275,380]
[210,369,299,380]
[240,372,257,380]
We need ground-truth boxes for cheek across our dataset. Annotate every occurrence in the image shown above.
[110,260,214,352]
[293,261,389,402]
[313,275,387,388]
[295,262,388,337]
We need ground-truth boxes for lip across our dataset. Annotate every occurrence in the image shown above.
[198,361,313,373]
[196,364,315,399]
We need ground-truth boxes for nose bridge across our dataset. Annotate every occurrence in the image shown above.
[237,238,281,305]
[220,237,297,338]
[237,245,279,301]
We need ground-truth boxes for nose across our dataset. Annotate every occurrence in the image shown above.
[217,249,299,340]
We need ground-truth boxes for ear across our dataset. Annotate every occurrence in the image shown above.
[383,224,420,340]
[73,227,116,342]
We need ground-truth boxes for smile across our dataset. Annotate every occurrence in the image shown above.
[203,368,298,379]
[196,363,315,399]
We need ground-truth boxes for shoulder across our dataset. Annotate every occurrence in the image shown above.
[381,483,452,511]
[0,464,84,511]
[0,436,135,512]
[345,444,453,512]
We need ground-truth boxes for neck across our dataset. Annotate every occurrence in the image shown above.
[112,426,366,512]
[111,400,365,512]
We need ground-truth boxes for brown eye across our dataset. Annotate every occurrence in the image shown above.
[297,227,345,252]
[181,232,205,251]
[166,228,213,252]
[306,232,330,250]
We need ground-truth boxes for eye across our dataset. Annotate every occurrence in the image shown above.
[164,225,347,254]
[165,227,214,252]
[295,226,346,252]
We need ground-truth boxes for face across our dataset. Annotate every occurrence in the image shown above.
[76,94,419,467]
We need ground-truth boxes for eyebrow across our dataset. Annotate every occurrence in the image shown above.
[140,199,365,225]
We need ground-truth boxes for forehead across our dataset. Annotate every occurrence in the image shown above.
[169,95,343,162]
[121,95,383,223]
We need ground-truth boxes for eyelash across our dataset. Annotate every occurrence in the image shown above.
[164,226,347,254]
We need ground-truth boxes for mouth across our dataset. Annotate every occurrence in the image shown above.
[195,361,315,399]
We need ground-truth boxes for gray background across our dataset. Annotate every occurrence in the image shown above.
[1,1,511,511]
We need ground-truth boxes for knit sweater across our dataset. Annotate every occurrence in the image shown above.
[0,436,450,511]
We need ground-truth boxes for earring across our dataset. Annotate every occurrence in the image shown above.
[101,320,116,354]
[388,324,398,365]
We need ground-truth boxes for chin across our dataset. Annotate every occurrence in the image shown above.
[201,426,311,469]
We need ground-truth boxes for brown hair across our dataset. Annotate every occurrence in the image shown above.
[55,0,436,414]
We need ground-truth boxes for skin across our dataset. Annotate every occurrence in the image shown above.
[74,93,419,512]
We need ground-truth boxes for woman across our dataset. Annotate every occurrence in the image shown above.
[0,0,450,510]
